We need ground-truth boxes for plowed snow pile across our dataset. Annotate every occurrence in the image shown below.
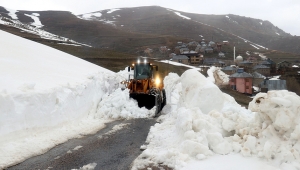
[132,70,300,170]
[0,30,153,169]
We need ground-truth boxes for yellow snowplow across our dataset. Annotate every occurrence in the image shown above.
[122,58,166,116]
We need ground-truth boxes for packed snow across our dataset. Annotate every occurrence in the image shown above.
[24,13,44,28]
[0,30,152,169]
[174,12,191,20]
[72,163,97,170]
[132,70,300,170]
[58,43,82,46]
[159,60,201,70]
[92,12,102,17]
[250,44,260,49]
[4,7,18,20]
[107,9,120,14]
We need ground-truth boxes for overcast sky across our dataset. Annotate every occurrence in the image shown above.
[1,0,300,36]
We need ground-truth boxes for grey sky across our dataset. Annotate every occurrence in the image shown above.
[1,0,300,36]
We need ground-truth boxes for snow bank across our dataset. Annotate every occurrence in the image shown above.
[0,30,152,168]
[207,66,229,85]
[248,91,300,163]
[132,69,300,169]
[95,89,156,119]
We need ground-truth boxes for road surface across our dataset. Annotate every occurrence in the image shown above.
[8,118,156,170]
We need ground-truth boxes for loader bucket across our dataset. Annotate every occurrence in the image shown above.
[130,93,156,110]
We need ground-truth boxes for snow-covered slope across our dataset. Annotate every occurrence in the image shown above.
[0,30,153,169]
[0,8,90,47]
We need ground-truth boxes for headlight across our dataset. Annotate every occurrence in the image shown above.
[155,77,161,85]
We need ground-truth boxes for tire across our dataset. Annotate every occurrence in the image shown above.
[162,89,166,108]
[154,93,162,117]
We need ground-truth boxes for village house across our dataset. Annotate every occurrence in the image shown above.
[229,68,253,94]
[259,79,287,92]
[251,71,265,87]
[180,48,189,54]
[171,55,189,65]
[216,43,222,52]
[218,60,225,67]
[181,51,203,65]
[277,60,292,74]
[221,66,237,75]
[261,58,276,74]
[223,60,236,66]
[203,58,219,66]
[205,47,213,53]
[208,41,216,47]
[200,41,206,46]
[246,56,258,65]
[144,48,153,55]
[190,54,203,65]
[195,44,201,52]
[238,61,253,73]
[199,48,205,53]
[253,64,270,76]
[223,41,229,45]
[169,53,176,58]
[188,41,199,48]
[218,52,225,57]
[159,46,168,53]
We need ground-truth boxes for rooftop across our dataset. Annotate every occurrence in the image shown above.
[260,80,287,90]
[253,64,270,69]
[251,71,266,79]
[229,70,253,78]
[222,66,237,71]
[172,55,189,60]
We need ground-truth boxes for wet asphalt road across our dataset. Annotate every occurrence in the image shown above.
[8,118,156,170]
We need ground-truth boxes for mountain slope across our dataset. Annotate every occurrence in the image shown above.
[0,5,299,55]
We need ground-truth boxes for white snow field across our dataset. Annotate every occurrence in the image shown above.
[132,70,300,170]
[0,30,153,169]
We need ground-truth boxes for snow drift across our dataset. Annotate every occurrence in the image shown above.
[0,30,152,169]
[132,70,300,170]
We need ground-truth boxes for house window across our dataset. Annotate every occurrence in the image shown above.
[246,86,249,89]
[245,79,249,82]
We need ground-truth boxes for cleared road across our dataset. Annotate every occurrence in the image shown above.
[8,118,156,170]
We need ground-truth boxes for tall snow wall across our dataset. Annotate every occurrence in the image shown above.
[0,30,121,168]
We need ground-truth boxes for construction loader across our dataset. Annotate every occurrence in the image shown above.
[122,58,166,116]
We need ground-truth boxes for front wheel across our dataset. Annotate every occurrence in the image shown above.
[162,89,166,108]
[154,93,162,117]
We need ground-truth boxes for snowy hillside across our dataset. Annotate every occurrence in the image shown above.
[0,6,90,47]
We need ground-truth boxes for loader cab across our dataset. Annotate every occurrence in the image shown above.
[134,63,152,80]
